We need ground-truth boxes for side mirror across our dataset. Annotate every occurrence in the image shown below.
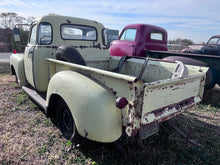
[13,28,21,42]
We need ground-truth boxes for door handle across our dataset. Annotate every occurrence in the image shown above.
[128,44,134,47]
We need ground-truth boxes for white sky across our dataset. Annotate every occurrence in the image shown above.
[1,0,220,43]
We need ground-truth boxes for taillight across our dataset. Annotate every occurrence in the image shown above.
[116,97,128,109]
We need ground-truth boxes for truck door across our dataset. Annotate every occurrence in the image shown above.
[24,24,37,87]
[110,28,137,56]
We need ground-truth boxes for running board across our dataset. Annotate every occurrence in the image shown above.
[22,86,46,111]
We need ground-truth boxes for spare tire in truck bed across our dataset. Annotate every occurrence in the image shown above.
[162,56,216,89]
[56,45,86,66]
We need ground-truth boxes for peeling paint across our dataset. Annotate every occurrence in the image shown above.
[142,96,199,125]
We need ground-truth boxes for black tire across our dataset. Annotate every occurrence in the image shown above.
[11,67,19,84]
[162,56,208,67]
[205,69,216,89]
[15,74,18,84]
[56,45,86,66]
[56,99,78,140]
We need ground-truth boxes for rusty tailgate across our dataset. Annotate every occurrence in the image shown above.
[141,74,205,125]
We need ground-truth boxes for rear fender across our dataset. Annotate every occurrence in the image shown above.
[10,53,28,86]
[46,71,122,143]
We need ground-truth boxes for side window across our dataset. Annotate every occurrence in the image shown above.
[150,30,164,41]
[120,29,136,41]
[208,38,218,44]
[38,23,52,45]
[29,24,37,45]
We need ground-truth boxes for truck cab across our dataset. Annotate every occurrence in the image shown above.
[11,15,109,92]
[109,24,168,57]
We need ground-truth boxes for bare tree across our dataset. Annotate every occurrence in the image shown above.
[0,12,18,29]
[0,12,35,52]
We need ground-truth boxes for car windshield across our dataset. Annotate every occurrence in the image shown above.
[207,37,220,44]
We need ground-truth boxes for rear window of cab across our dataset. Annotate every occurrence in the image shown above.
[61,24,97,41]
[150,29,165,41]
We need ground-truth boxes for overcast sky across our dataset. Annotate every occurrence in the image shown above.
[1,0,220,43]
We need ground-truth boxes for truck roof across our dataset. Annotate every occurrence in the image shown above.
[34,15,105,29]
[32,14,106,47]
[210,35,220,38]
[122,24,167,32]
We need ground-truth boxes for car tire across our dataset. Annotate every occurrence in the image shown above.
[56,98,79,140]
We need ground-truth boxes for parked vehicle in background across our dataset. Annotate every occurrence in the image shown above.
[147,50,220,88]
[105,28,119,48]
[182,35,220,55]
[147,35,220,89]
[109,24,168,57]
[10,15,207,143]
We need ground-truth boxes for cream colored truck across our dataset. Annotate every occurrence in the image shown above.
[10,15,208,143]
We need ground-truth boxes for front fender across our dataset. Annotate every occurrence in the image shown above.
[46,71,122,143]
[10,53,28,86]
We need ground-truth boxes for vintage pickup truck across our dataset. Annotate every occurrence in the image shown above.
[182,35,220,55]
[109,24,168,57]
[10,15,207,143]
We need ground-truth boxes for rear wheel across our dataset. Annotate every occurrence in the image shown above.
[11,67,18,84]
[205,69,216,89]
[56,99,78,140]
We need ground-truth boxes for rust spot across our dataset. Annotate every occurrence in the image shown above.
[201,76,205,82]
[109,88,117,96]
[130,129,138,136]
[36,45,58,49]
[83,129,88,138]
[144,96,195,123]
[66,19,71,24]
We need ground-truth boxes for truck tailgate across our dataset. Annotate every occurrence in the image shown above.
[141,74,205,125]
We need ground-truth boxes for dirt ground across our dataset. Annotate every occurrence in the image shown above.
[0,75,68,164]
[0,74,219,164]
[0,62,10,73]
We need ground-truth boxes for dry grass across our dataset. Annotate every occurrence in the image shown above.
[0,74,219,165]
[0,62,10,73]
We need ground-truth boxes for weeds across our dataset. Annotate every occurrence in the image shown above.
[66,141,72,146]
[12,106,19,111]
[43,118,53,127]
[10,91,27,105]
[37,145,49,156]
